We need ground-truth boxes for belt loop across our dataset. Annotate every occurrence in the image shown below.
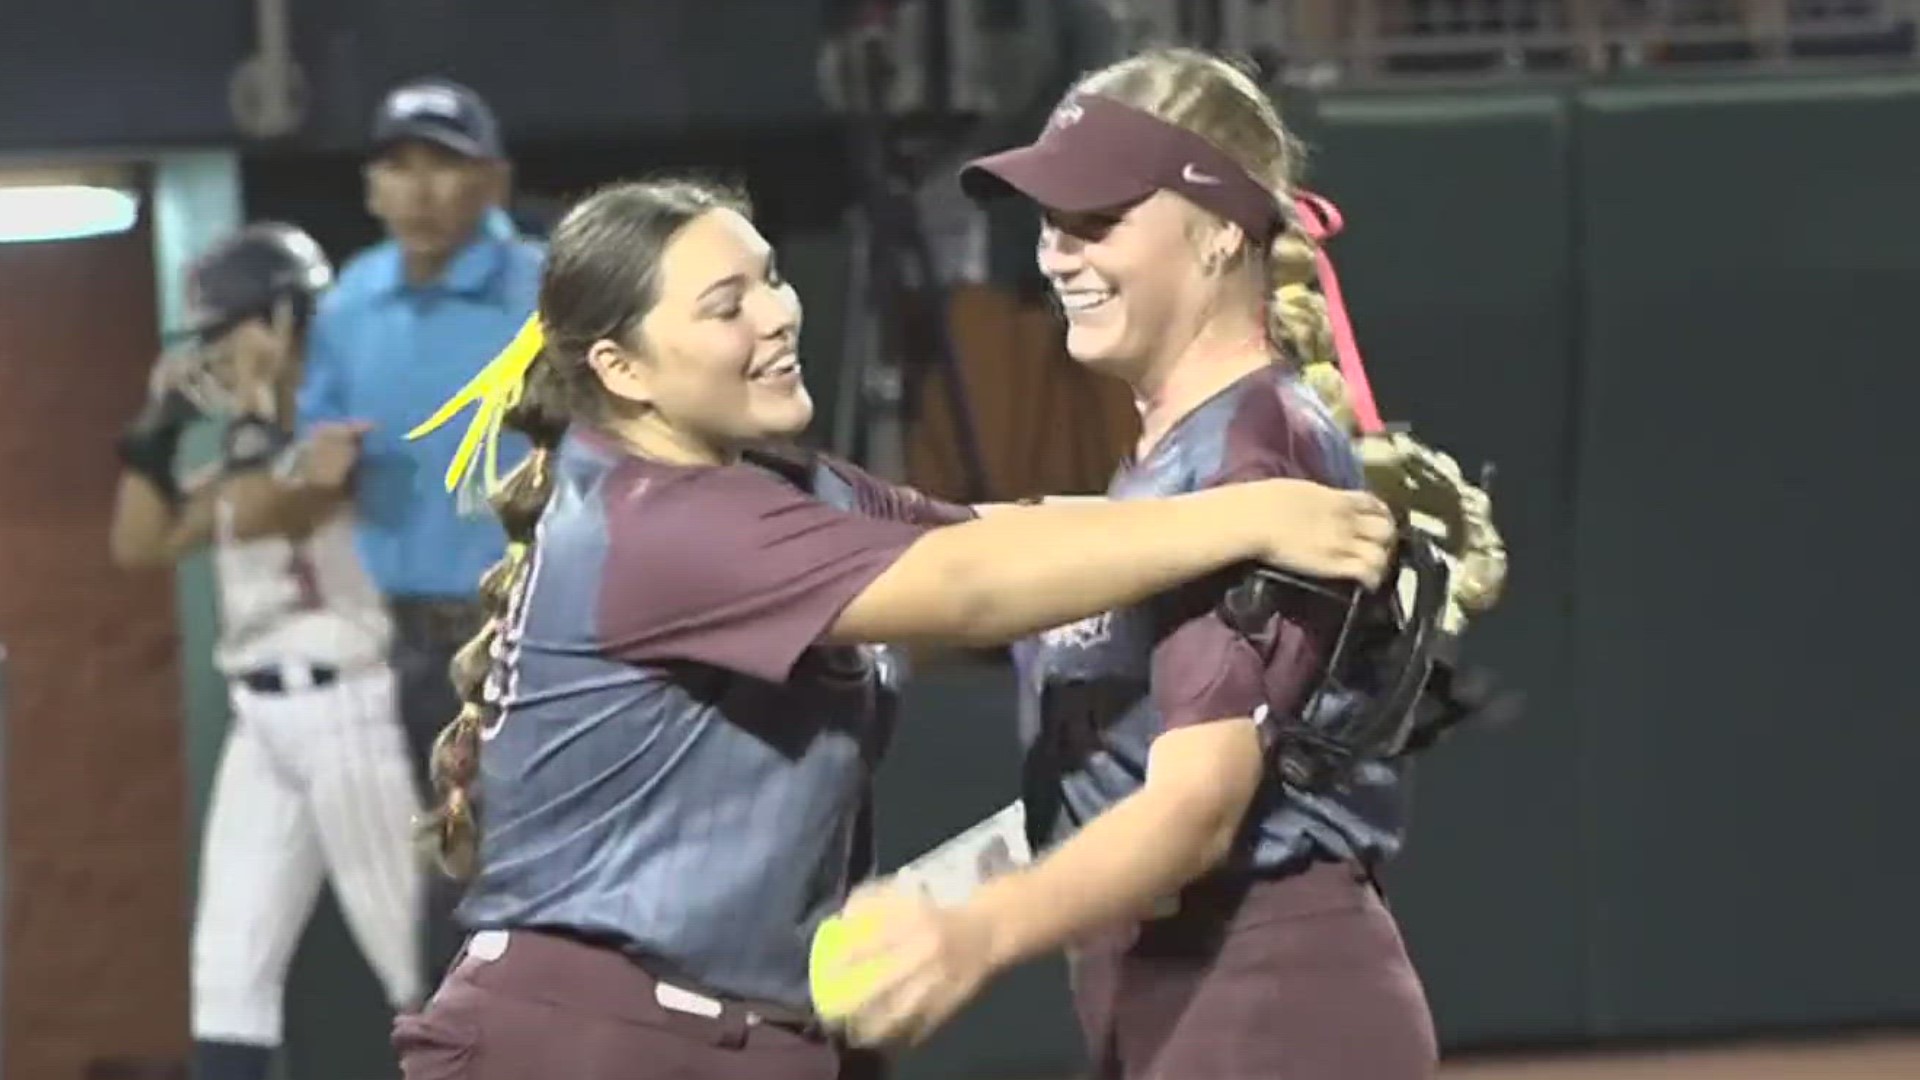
[714,1005,750,1049]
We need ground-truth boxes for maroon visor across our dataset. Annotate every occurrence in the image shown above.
[960,92,1286,243]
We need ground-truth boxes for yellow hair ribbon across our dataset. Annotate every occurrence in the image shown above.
[406,314,546,497]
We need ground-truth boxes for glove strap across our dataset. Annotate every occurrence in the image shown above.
[222,414,290,474]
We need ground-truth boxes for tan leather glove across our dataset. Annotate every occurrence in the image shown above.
[1358,430,1506,622]
[1299,363,1508,632]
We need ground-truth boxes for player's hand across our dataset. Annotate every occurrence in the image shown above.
[831,883,997,1050]
[297,420,373,489]
[1247,478,1395,589]
[144,345,226,423]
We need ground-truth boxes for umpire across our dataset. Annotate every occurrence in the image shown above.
[295,77,542,979]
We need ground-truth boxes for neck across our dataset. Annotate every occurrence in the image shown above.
[403,250,455,287]
[601,413,737,467]
[1132,308,1271,456]
[401,212,492,286]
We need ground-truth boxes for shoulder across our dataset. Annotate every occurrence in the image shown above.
[1216,366,1360,487]
[599,456,811,547]
[315,242,400,321]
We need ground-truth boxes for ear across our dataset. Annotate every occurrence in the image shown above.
[362,162,383,218]
[474,159,512,209]
[586,337,651,405]
[489,160,514,206]
[1211,221,1248,269]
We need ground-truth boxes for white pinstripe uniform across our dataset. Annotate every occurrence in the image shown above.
[191,498,423,1046]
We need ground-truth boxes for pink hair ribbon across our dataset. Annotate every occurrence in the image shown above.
[1293,191,1384,435]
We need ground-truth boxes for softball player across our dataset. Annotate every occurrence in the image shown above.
[832,48,1505,1078]
[109,223,424,1080]
[389,177,1395,1080]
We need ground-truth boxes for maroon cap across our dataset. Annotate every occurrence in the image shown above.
[960,92,1286,242]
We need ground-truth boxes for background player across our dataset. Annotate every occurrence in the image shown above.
[109,223,424,1080]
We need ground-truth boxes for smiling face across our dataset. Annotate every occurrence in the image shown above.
[586,207,809,459]
[1036,190,1222,385]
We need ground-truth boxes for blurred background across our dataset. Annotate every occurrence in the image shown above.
[2,1,1918,1078]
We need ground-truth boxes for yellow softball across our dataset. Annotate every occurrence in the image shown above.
[808,912,889,1022]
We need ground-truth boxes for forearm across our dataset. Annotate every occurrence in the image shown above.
[221,465,346,541]
[871,488,1258,646]
[964,785,1230,971]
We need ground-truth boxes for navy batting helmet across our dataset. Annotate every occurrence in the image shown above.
[182,222,333,342]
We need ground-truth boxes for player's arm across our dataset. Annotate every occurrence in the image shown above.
[964,416,1343,960]
[214,416,364,541]
[109,463,225,568]
[109,369,218,568]
[242,298,367,535]
[959,608,1300,972]
[598,465,1387,682]
[832,588,1315,1048]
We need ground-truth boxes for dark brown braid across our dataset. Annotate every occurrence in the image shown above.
[417,175,752,880]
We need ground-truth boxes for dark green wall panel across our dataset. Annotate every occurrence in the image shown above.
[1571,74,1920,1037]
[1305,92,1593,1046]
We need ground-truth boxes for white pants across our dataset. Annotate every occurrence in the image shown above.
[191,663,424,1045]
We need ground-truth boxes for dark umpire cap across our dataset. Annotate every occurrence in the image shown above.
[181,222,333,340]
[370,78,504,160]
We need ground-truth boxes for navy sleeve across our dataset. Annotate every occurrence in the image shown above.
[596,461,928,683]
[1150,384,1350,732]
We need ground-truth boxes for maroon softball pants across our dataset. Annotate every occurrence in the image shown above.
[1068,860,1438,1080]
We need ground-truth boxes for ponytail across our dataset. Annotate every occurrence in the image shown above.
[419,349,572,880]
[1266,224,1356,434]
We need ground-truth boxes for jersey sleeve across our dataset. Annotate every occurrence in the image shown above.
[597,462,930,683]
[817,455,980,527]
[1150,385,1352,732]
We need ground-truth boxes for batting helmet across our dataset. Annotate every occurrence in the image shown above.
[181,221,333,343]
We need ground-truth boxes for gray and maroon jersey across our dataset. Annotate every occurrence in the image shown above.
[1016,364,1407,874]
[456,429,972,1010]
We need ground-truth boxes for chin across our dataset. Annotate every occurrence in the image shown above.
[1066,332,1141,381]
[754,391,815,439]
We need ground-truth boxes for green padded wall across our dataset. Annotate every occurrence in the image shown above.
[1299,91,1595,1045]
[1570,73,1920,1037]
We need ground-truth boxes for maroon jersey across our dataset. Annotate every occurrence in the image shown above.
[1015,364,1408,873]
[458,430,973,1011]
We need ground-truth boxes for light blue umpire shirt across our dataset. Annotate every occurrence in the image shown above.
[297,207,544,600]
